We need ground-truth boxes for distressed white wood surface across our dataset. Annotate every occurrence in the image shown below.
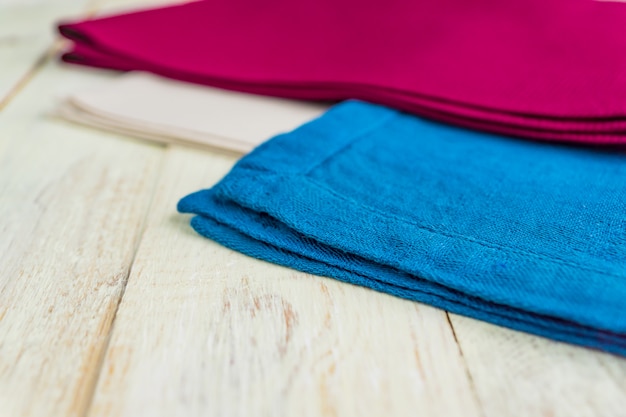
[450,315,626,417]
[0,0,178,106]
[0,20,164,417]
[0,0,92,104]
[0,0,625,416]
[86,147,481,417]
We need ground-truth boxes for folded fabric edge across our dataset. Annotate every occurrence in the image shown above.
[53,99,253,153]
[175,101,626,332]
[178,189,626,343]
[56,28,626,144]
[183,210,626,357]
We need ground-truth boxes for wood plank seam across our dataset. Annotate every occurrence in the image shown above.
[446,312,487,417]
[0,45,53,111]
[0,0,101,111]
[77,147,169,417]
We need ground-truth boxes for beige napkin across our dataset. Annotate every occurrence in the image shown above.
[56,72,330,153]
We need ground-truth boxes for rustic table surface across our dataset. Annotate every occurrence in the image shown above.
[1,0,625,416]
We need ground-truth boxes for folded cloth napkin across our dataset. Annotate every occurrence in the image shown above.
[58,0,626,144]
[178,100,626,356]
[55,72,328,152]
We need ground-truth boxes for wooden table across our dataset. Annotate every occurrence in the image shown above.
[1,0,625,416]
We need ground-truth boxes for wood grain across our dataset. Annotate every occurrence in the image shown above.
[0,61,164,416]
[0,0,92,106]
[86,147,481,417]
[450,315,626,417]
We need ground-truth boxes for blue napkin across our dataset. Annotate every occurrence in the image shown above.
[178,101,626,356]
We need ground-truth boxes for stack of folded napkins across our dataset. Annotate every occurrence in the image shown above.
[177,101,626,356]
[58,0,626,356]
[59,0,626,143]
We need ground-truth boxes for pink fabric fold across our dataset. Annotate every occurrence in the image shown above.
[59,0,626,144]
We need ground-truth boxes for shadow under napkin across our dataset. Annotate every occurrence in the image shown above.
[178,101,626,356]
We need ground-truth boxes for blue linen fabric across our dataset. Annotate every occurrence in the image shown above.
[178,100,626,356]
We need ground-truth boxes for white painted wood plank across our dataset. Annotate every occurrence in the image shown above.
[86,146,482,417]
[450,315,626,417]
[90,0,184,14]
[0,60,164,417]
[0,0,178,107]
[0,0,92,104]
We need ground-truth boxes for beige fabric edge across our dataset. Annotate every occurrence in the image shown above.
[54,72,330,154]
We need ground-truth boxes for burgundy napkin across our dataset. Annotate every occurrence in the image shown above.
[59,0,626,144]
